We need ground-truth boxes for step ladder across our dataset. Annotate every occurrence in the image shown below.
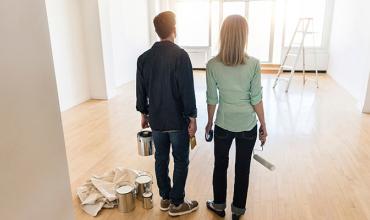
[273,17,319,92]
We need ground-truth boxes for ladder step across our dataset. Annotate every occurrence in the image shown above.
[281,65,294,69]
[291,43,302,47]
[287,53,298,57]
[296,31,316,34]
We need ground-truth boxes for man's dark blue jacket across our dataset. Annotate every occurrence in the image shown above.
[136,41,197,131]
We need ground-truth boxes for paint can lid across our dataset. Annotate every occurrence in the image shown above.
[138,130,152,138]
[143,192,153,198]
[136,175,152,184]
[116,185,133,194]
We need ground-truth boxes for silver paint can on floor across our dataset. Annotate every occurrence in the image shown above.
[135,174,153,201]
[116,183,136,213]
[142,192,153,209]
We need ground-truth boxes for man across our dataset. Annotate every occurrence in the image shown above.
[136,11,198,217]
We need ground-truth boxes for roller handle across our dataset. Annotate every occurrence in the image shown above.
[253,154,275,171]
[205,130,214,142]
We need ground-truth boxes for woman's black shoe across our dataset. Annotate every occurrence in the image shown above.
[232,214,241,220]
[206,200,225,217]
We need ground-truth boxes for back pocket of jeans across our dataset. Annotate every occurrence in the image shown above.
[240,126,257,140]
[214,126,230,139]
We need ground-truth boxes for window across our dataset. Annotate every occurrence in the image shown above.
[211,0,220,56]
[174,0,210,47]
[284,0,327,47]
[171,0,330,64]
[221,1,274,61]
[247,1,274,61]
[223,1,246,19]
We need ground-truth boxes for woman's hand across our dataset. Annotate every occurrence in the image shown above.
[259,123,268,146]
[205,121,213,135]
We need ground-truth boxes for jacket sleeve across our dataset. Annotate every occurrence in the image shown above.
[176,51,197,118]
[250,60,263,105]
[136,56,149,115]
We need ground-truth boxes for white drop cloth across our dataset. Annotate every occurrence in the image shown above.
[76,167,146,216]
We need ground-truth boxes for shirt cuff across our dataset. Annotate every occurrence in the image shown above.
[207,97,218,105]
[186,109,197,118]
[251,93,262,105]
[136,106,149,115]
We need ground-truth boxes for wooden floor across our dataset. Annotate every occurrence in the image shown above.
[62,71,370,220]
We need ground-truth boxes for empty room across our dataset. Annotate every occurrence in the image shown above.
[1,0,370,220]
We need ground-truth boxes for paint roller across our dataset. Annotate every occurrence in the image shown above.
[253,153,275,171]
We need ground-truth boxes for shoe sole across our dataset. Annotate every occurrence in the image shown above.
[160,206,170,211]
[168,206,199,217]
[206,204,225,217]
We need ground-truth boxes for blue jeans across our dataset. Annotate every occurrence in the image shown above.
[152,130,190,206]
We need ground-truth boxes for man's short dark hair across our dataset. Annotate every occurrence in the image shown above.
[153,11,176,39]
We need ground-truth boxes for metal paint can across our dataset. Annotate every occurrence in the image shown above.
[135,174,153,201]
[137,130,154,156]
[142,192,153,209]
[116,184,136,213]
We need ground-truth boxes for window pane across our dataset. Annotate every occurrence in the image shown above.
[223,1,246,19]
[248,1,273,61]
[174,0,209,47]
[211,0,220,56]
[284,0,326,47]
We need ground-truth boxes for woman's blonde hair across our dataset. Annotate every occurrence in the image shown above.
[217,15,248,66]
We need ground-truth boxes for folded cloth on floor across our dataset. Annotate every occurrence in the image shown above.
[77,167,146,216]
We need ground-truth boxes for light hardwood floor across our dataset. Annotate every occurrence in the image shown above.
[62,72,370,220]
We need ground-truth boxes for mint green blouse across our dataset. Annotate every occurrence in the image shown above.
[206,56,262,132]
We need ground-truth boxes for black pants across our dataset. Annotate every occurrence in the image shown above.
[212,125,257,215]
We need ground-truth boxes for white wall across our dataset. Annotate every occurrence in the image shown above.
[363,76,370,112]
[80,0,115,100]
[45,0,90,111]
[97,0,117,97]
[45,0,150,109]
[328,0,370,112]
[0,0,74,219]
[148,0,161,44]
[110,0,150,86]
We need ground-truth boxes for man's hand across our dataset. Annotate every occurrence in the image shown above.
[188,117,197,137]
[141,114,149,129]
[259,123,268,146]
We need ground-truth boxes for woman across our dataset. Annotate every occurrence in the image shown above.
[205,15,267,220]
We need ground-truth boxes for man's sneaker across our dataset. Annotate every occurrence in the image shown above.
[160,199,171,211]
[206,200,226,217]
[168,199,199,217]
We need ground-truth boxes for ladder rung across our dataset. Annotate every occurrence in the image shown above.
[296,31,316,34]
[287,53,298,57]
[281,65,294,69]
[291,43,302,47]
